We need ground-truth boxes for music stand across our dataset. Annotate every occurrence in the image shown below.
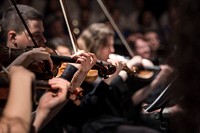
[145,76,177,113]
[144,76,177,132]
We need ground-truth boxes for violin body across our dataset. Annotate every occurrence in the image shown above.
[0,45,26,67]
[0,45,60,80]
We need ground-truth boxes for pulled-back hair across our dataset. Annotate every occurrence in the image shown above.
[77,23,114,54]
[1,4,42,42]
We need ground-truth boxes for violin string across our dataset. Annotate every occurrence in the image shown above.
[0,62,9,75]
[0,62,10,87]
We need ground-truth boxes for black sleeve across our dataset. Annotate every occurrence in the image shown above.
[59,64,78,81]
[110,75,130,93]
[47,81,111,127]
[89,81,111,97]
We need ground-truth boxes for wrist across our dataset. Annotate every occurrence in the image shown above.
[79,68,89,75]
[35,107,50,121]
[119,70,128,81]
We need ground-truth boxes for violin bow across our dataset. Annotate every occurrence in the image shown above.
[59,0,79,53]
[96,0,134,57]
[0,63,9,74]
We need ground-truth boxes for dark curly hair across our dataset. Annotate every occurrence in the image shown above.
[169,0,200,132]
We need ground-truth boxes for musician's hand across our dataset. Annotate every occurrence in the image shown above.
[107,59,124,76]
[103,59,124,84]
[36,77,70,114]
[24,47,53,70]
[71,50,97,73]
[33,77,70,133]
[126,55,143,69]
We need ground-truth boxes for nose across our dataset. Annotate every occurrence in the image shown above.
[41,35,47,44]
[37,34,47,47]
[110,45,115,53]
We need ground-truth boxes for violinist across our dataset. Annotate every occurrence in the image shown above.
[0,4,53,71]
[127,33,152,60]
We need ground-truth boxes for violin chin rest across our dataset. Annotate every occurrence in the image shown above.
[138,71,154,79]
[85,70,98,82]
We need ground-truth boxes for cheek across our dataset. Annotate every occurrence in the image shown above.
[95,48,108,61]
[101,49,110,60]
[136,48,143,54]
[16,35,31,48]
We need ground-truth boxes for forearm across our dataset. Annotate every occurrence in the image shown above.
[3,74,32,122]
[32,108,49,133]
[132,76,162,105]
[118,70,128,82]
[59,63,84,89]
[33,100,67,133]
[2,74,32,133]
[70,69,88,89]
[7,52,33,69]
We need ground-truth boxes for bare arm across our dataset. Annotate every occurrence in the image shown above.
[132,65,175,105]
[0,66,35,133]
[70,51,97,89]
[7,47,53,70]
[32,78,70,133]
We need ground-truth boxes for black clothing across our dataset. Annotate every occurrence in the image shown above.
[39,67,159,133]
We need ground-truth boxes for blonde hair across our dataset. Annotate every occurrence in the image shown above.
[77,23,114,54]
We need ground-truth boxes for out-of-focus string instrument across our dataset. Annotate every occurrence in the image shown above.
[97,0,161,80]
[109,54,161,80]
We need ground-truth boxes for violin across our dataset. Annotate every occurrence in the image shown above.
[109,54,161,80]
[0,58,85,106]
[0,44,116,80]
[123,62,161,80]
[51,53,116,79]
[0,78,83,107]
[0,45,59,80]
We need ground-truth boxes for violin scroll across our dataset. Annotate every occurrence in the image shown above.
[93,60,116,79]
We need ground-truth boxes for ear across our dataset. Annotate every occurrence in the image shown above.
[7,30,17,44]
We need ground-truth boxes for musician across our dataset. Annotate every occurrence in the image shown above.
[0,4,53,70]
[74,23,160,133]
[0,4,99,133]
